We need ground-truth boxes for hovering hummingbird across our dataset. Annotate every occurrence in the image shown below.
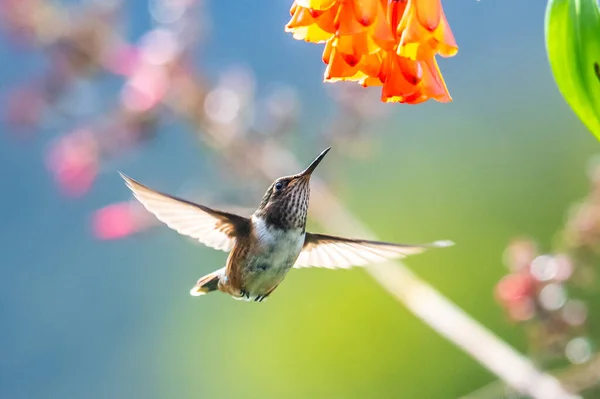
[120,147,453,302]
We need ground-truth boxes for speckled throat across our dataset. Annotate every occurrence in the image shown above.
[254,178,310,231]
[252,147,330,232]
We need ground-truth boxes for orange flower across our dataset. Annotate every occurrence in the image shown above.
[285,0,458,104]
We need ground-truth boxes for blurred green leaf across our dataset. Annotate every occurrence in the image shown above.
[545,0,600,140]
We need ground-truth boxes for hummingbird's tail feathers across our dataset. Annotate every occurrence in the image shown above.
[190,268,225,296]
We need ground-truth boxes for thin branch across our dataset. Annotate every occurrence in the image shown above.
[463,355,600,399]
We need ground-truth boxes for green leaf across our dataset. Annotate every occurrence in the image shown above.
[545,0,600,140]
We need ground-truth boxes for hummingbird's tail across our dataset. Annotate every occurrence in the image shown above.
[190,267,225,296]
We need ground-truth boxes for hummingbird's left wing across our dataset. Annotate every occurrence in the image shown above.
[121,173,249,252]
[294,233,453,269]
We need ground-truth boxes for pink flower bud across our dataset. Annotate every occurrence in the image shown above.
[104,44,141,76]
[46,129,99,197]
[495,273,534,304]
[91,202,137,240]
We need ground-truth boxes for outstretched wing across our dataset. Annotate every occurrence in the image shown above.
[120,173,249,252]
[294,233,453,269]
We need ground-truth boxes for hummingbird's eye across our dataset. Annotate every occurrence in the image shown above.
[274,181,285,191]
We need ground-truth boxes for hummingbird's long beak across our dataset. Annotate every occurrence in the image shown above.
[299,147,331,178]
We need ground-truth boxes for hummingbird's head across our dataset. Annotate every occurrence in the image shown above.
[255,147,331,230]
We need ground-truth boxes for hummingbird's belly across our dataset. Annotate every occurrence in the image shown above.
[244,257,294,295]
[242,225,305,297]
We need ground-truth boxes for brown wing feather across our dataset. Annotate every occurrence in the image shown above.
[294,233,453,269]
[120,173,249,252]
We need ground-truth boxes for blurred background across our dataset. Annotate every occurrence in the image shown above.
[1,0,599,398]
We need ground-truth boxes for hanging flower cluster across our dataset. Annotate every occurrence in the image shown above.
[285,0,458,104]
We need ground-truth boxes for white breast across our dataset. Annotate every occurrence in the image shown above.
[251,215,305,264]
[241,215,305,297]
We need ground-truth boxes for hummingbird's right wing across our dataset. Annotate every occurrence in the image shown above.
[294,233,453,269]
[120,173,249,252]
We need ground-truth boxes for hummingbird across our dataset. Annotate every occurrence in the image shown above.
[120,147,453,302]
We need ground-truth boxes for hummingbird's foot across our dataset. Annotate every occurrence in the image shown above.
[235,289,250,301]
[254,295,268,303]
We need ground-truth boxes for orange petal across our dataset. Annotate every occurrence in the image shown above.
[290,1,298,16]
[327,70,371,83]
[324,46,360,80]
[334,3,365,35]
[360,76,383,87]
[358,51,384,77]
[397,55,422,85]
[371,1,396,50]
[387,0,408,37]
[352,0,378,26]
[295,25,335,42]
[335,34,367,65]
[286,6,334,42]
[381,88,428,103]
[286,6,314,29]
[403,93,429,104]
[420,56,451,102]
[381,54,451,103]
[296,0,337,10]
[314,4,339,34]
[322,38,334,64]
[396,0,458,60]
[414,0,441,31]
[324,44,383,82]
[381,53,418,96]
[397,7,422,60]
[434,10,458,57]
[382,91,418,104]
